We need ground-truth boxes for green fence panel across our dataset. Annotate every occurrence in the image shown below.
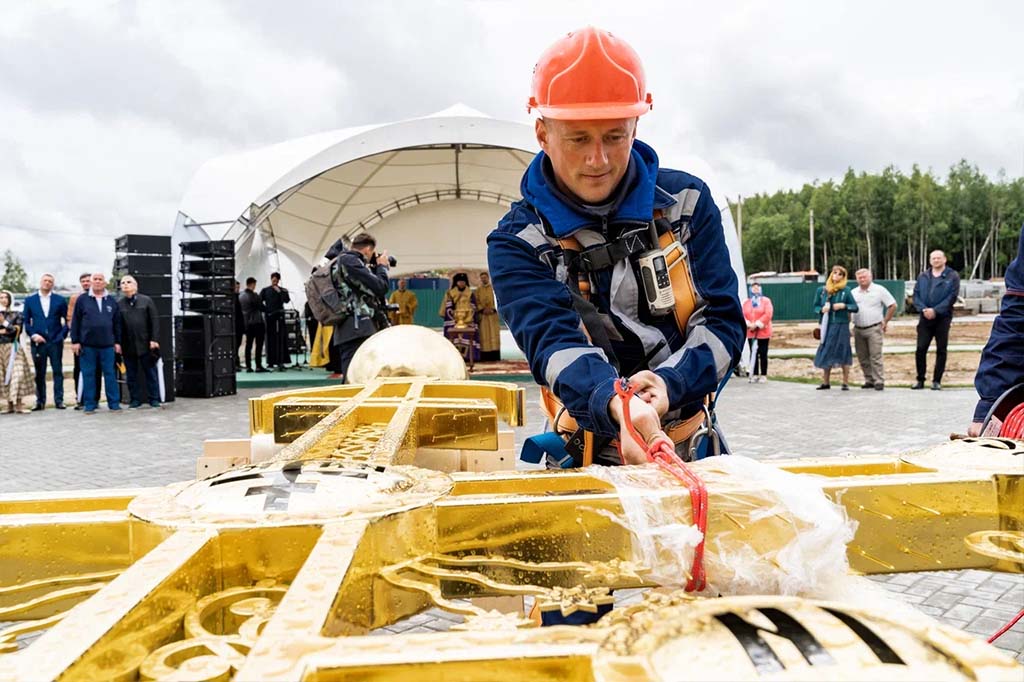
[758,280,905,321]
[410,289,446,328]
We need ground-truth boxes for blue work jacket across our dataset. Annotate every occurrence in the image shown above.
[486,140,743,438]
[974,225,1024,421]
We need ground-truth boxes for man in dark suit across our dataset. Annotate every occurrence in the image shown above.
[117,275,161,408]
[911,249,961,390]
[260,272,290,371]
[23,273,69,410]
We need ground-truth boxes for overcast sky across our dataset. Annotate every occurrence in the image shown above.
[1,0,1021,285]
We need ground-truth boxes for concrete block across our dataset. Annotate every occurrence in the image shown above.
[202,438,251,458]
[460,449,516,472]
[497,429,516,451]
[413,448,462,473]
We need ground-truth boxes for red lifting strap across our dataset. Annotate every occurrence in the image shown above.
[614,379,709,592]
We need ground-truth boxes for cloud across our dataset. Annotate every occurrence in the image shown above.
[1,0,1022,284]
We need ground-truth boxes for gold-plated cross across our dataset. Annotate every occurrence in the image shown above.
[0,378,1020,681]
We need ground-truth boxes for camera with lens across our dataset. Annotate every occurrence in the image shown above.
[371,253,398,267]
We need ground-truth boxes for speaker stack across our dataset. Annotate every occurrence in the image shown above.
[283,309,307,357]
[113,234,174,402]
[175,240,236,398]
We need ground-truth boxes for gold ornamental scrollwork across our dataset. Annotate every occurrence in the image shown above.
[0,377,1019,680]
[140,582,286,682]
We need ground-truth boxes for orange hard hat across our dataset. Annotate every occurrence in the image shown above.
[528,26,652,120]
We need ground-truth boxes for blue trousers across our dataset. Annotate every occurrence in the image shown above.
[80,346,119,411]
[31,342,63,406]
[124,353,160,405]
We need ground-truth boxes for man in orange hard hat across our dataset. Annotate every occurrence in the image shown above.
[487,27,744,468]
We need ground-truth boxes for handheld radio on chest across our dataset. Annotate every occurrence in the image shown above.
[637,219,676,315]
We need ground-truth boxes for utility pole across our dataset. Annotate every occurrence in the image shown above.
[809,208,815,273]
[736,195,743,247]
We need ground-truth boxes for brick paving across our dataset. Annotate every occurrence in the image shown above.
[1,380,1021,660]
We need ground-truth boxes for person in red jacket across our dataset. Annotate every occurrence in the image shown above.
[742,283,773,382]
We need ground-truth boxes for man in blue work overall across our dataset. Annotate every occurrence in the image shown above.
[487,27,744,468]
[969,225,1024,437]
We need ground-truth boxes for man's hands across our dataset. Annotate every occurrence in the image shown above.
[71,343,80,355]
[149,341,159,350]
[31,334,45,344]
[967,422,984,437]
[923,308,936,320]
[629,370,670,417]
[114,343,122,355]
[607,372,670,465]
[609,394,665,464]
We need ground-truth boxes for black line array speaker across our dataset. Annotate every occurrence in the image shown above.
[114,254,171,276]
[176,240,236,398]
[115,235,171,254]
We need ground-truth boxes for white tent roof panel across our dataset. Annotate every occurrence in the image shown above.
[174,104,746,312]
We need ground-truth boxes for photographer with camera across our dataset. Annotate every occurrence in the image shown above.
[319,232,391,382]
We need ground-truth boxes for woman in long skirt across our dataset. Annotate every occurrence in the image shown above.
[813,266,859,390]
[0,290,35,413]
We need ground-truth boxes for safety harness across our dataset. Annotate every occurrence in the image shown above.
[521,204,723,469]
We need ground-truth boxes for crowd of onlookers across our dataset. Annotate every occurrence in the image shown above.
[0,246,975,412]
[0,272,164,414]
[741,249,960,391]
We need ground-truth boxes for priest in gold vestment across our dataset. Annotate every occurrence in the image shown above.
[388,278,418,325]
[439,272,478,363]
[475,271,500,361]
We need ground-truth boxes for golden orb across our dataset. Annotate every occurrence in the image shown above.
[346,325,468,382]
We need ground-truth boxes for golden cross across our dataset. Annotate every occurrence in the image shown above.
[0,378,1020,680]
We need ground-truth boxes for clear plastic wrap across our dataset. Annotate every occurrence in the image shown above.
[588,455,857,597]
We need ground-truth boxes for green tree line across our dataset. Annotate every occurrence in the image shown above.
[731,161,1024,281]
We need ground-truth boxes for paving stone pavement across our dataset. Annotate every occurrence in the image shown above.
[2,380,1021,660]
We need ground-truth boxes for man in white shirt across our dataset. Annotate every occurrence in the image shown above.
[23,273,69,410]
[850,268,897,390]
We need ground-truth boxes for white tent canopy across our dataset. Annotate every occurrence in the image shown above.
[174,105,745,311]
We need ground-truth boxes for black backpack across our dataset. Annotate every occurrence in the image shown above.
[304,258,376,326]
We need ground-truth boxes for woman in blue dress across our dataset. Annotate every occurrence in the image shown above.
[813,265,858,390]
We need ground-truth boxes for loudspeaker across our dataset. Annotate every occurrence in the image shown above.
[179,278,235,295]
[176,314,234,336]
[150,295,172,316]
[180,297,233,314]
[179,259,234,276]
[285,317,306,355]
[115,275,172,296]
[180,241,234,258]
[115,234,171,255]
[174,315,236,361]
[176,330,236,360]
[176,371,236,398]
[114,254,171,276]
